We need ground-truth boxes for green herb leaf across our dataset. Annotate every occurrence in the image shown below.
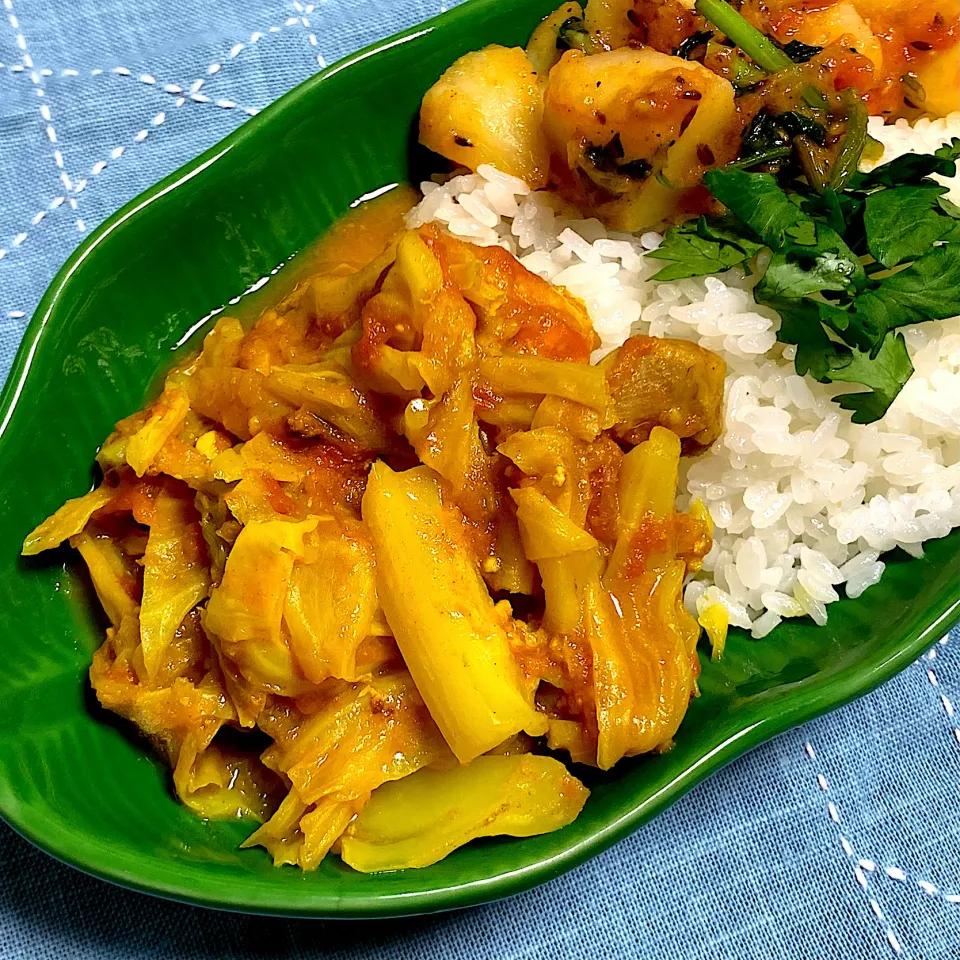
[863,184,955,267]
[706,170,864,300]
[727,50,767,91]
[785,220,818,246]
[581,133,654,192]
[938,196,960,219]
[675,30,714,60]
[851,138,960,190]
[757,225,862,302]
[584,133,624,173]
[648,215,764,280]
[833,245,960,352]
[657,90,957,423]
[827,89,868,192]
[772,298,835,381]
[704,169,802,247]
[556,16,592,53]
[829,333,914,424]
[777,111,827,146]
[694,0,793,73]
[779,39,823,63]
[936,139,960,162]
[800,188,854,238]
[739,110,827,170]
[741,110,789,161]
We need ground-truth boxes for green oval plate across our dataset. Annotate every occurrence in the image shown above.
[0,0,958,919]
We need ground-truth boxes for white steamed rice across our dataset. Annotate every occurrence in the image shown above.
[406,111,960,638]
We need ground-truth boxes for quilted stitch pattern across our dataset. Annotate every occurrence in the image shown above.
[0,2,957,957]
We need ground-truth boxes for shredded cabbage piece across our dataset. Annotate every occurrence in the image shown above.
[340,755,589,872]
[22,201,725,870]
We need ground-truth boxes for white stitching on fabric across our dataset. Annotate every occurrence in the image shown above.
[804,740,905,954]
[291,2,326,68]
[45,68,261,117]
[0,14,316,118]
[0,12,294,253]
[858,860,960,905]
[0,95,181,252]
[47,10,330,224]
[0,15,302,79]
[3,0,72,191]
[67,99,191,229]
[0,17,302,254]
[914,634,960,745]
[0,192,69,260]
[805,731,960,960]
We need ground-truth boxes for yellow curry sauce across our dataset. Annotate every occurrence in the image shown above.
[24,186,724,871]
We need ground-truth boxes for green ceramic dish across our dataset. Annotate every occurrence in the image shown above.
[0,0,957,919]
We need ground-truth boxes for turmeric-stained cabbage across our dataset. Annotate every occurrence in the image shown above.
[125,387,191,477]
[244,671,450,868]
[363,463,549,763]
[22,486,114,556]
[22,180,725,873]
[596,428,707,766]
[204,517,318,696]
[140,491,211,679]
[282,518,378,683]
[340,755,589,872]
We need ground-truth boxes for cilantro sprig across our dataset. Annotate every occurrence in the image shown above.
[649,140,960,423]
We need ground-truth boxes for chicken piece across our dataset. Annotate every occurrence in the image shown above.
[419,45,550,187]
[600,335,726,451]
[543,48,739,230]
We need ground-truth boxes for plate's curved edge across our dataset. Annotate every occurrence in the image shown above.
[0,0,958,919]
[0,0,493,447]
[6,590,957,920]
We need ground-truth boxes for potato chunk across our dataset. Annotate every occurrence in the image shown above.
[543,48,738,229]
[419,45,550,187]
[583,0,634,49]
[527,2,586,76]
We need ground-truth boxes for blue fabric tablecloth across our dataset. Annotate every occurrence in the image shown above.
[1,2,959,957]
